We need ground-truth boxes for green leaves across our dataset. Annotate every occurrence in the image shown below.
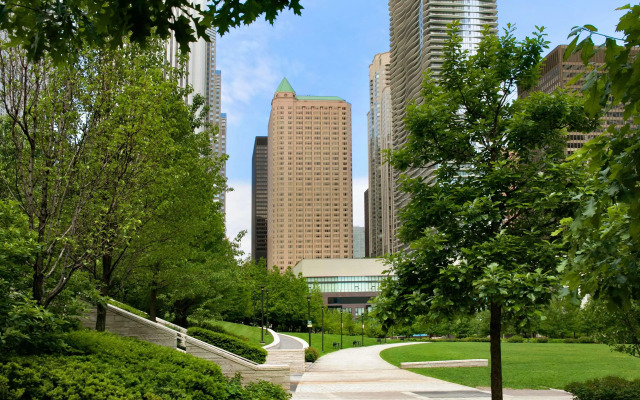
[0,0,304,62]
[375,23,592,341]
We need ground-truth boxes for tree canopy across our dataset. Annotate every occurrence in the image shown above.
[0,0,303,62]
[373,24,594,400]
[560,4,640,357]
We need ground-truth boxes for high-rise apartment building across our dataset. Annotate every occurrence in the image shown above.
[388,0,497,252]
[367,52,393,257]
[252,136,269,262]
[166,14,227,213]
[520,44,631,155]
[267,78,353,270]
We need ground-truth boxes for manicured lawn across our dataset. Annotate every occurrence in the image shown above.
[380,342,640,390]
[285,331,400,355]
[213,321,274,346]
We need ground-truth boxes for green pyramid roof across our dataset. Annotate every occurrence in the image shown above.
[276,77,295,93]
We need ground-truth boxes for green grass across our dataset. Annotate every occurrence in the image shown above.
[211,321,274,346]
[380,342,640,390]
[285,332,400,355]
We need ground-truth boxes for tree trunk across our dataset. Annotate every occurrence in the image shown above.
[33,263,45,306]
[490,302,503,400]
[149,280,158,322]
[96,253,113,332]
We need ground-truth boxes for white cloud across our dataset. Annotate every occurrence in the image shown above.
[217,25,283,127]
[225,180,252,257]
[352,176,368,227]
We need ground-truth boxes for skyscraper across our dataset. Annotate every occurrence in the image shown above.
[252,136,269,262]
[388,0,497,252]
[267,78,353,270]
[166,16,227,213]
[367,52,393,257]
[353,226,366,258]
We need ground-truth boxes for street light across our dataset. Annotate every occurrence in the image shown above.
[260,285,265,344]
[340,308,343,349]
[307,294,311,347]
[321,305,324,352]
[266,289,269,332]
[361,310,364,347]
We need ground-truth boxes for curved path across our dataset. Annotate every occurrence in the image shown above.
[292,342,572,400]
[275,333,306,350]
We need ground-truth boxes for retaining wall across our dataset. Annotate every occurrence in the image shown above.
[81,305,177,348]
[186,336,290,389]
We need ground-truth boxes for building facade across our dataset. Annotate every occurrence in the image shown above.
[353,226,365,258]
[166,17,227,213]
[267,78,353,270]
[293,259,392,316]
[520,44,631,155]
[252,136,269,262]
[388,0,497,252]
[367,52,393,257]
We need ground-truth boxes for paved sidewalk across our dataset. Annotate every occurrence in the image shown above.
[292,342,572,400]
[276,333,306,349]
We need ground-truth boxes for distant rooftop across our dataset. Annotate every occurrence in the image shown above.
[275,77,345,101]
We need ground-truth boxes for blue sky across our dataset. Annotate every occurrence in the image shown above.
[220,0,627,256]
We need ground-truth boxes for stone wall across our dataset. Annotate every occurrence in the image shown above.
[80,305,177,349]
[185,336,290,389]
[266,349,306,374]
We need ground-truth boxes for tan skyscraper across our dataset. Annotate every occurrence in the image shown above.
[388,0,497,252]
[267,78,353,270]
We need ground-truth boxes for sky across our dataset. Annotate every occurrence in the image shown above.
[220,0,627,256]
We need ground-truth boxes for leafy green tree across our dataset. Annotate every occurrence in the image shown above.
[0,41,122,307]
[561,4,640,357]
[372,24,594,400]
[0,0,303,62]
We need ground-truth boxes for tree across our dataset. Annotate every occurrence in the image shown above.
[0,0,303,62]
[372,24,594,400]
[0,41,118,308]
[561,4,640,357]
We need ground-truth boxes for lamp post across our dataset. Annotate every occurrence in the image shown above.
[266,289,269,332]
[361,310,364,347]
[307,294,311,347]
[340,308,343,349]
[260,285,265,344]
[321,305,324,352]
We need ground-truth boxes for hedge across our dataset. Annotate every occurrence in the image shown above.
[0,330,289,400]
[187,327,267,364]
[566,376,640,400]
[192,320,246,341]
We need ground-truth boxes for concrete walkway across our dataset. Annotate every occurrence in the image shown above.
[292,342,572,400]
[276,333,307,350]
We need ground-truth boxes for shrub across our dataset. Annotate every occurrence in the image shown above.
[461,336,490,342]
[0,330,289,399]
[564,338,579,343]
[193,320,246,341]
[305,347,320,362]
[108,299,149,319]
[535,337,548,343]
[548,338,565,343]
[187,327,267,364]
[506,335,525,343]
[578,336,596,343]
[565,376,640,400]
